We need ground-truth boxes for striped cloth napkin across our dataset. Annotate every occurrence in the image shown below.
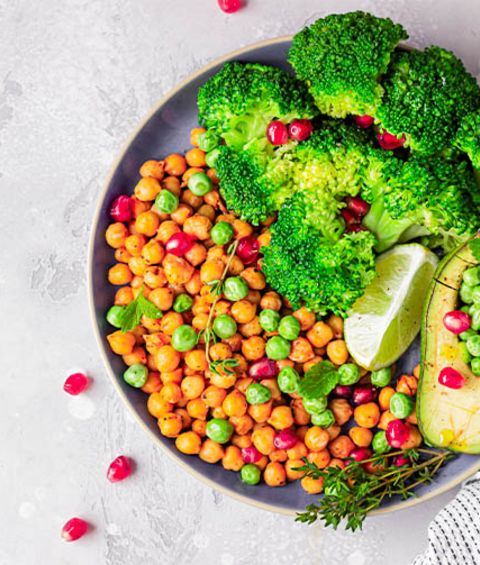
[413,473,480,564]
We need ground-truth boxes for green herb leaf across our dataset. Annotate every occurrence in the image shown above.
[120,288,163,332]
[297,361,339,400]
[469,238,480,261]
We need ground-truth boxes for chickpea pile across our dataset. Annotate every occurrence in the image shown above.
[104,127,423,493]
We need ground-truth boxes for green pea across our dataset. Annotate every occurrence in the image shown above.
[205,148,221,168]
[471,357,480,376]
[197,130,220,152]
[311,409,335,428]
[173,294,194,313]
[155,189,179,214]
[240,463,261,485]
[302,396,328,415]
[265,336,291,360]
[389,392,414,419]
[472,286,480,304]
[338,363,361,386]
[123,363,148,388]
[223,276,249,301]
[372,431,391,454]
[278,315,301,341]
[206,418,234,444]
[246,383,272,405]
[213,314,237,339]
[211,221,234,245]
[277,366,300,394]
[461,305,471,314]
[463,267,480,287]
[471,310,480,331]
[171,325,198,352]
[467,335,480,357]
[459,342,472,364]
[460,328,477,341]
[371,367,392,387]
[259,309,280,332]
[188,172,213,196]
[460,284,474,304]
[106,305,125,328]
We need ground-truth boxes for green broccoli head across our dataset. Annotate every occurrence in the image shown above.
[455,111,480,169]
[289,11,407,118]
[376,47,480,156]
[362,155,480,252]
[262,192,377,316]
[197,62,316,152]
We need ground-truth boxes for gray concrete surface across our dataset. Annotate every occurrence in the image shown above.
[1,0,479,563]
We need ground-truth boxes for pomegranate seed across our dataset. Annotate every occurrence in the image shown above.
[217,0,242,13]
[248,358,279,380]
[107,455,132,483]
[237,235,260,265]
[273,428,298,450]
[346,196,370,217]
[288,119,313,141]
[61,517,89,542]
[63,372,89,396]
[350,447,372,462]
[110,195,133,222]
[165,232,194,256]
[393,455,410,467]
[333,384,352,398]
[443,310,471,334]
[346,224,368,233]
[341,208,360,226]
[266,121,289,145]
[352,384,376,405]
[377,131,406,150]
[385,419,410,448]
[438,367,466,389]
[354,115,375,128]
[241,446,262,464]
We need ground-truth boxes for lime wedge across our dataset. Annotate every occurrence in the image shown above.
[344,244,438,370]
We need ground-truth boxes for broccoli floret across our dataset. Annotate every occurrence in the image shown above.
[376,47,480,156]
[197,62,316,152]
[362,156,480,252]
[455,111,480,169]
[289,11,407,118]
[262,192,377,316]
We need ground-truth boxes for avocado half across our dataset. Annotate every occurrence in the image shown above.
[418,234,480,454]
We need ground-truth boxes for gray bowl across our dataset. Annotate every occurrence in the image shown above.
[88,36,480,515]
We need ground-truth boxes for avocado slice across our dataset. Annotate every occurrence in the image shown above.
[418,235,480,453]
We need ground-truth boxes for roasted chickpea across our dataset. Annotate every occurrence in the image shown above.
[108,263,133,285]
[143,266,167,289]
[139,159,164,180]
[135,211,160,237]
[185,148,206,167]
[183,215,212,241]
[158,413,183,438]
[222,445,243,471]
[192,419,207,437]
[204,189,220,208]
[291,398,311,426]
[134,177,161,201]
[240,267,265,290]
[114,247,132,264]
[155,345,181,373]
[329,435,355,459]
[289,338,314,363]
[141,240,164,265]
[268,406,294,430]
[114,286,134,306]
[231,434,252,449]
[325,424,341,441]
[354,403,380,428]
[231,300,256,324]
[170,203,193,225]
[349,426,373,447]
[257,231,271,248]
[208,371,237,389]
[185,349,208,372]
[197,204,216,222]
[330,398,354,426]
[123,346,147,366]
[260,291,282,311]
[147,392,172,417]
[241,336,265,361]
[107,330,136,355]
[378,386,395,411]
[286,441,308,460]
[184,242,207,266]
[186,398,209,420]
[141,372,163,394]
[175,431,202,455]
[326,340,349,365]
[307,450,331,470]
[105,222,128,249]
[264,462,286,487]
[163,254,194,286]
[210,343,233,361]
[229,414,254,435]
[304,426,330,452]
[128,256,147,276]
[201,385,227,408]
[149,287,174,311]
[396,374,418,396]
[222,390,248,417]
[233,219,253,239]
[164,153,187,176]
[160,312,184,335]
[378,410,397,430]
[181,189,203,210]
[301,476,324,494]
[292,307,316,331]
[248,400,273,423]
[184,271,202,295]
[239,317,262,337]
[200,259,224,284]
[199,439,224,464]
[156,220,180,244]
[252,426,275,455]
[285,459,306,481]
[306,322,334,348]
[190,127,206,147]
[181,375,205,400]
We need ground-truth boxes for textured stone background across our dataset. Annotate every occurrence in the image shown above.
[2,0,480,563]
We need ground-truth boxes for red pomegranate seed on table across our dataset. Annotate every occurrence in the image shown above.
[165,232,194,256]
[385,419,410,448]
[266,121,289,145]
[443,310,471,334]
[438,367,466,389]
[237,235,260,265]
[273,428,298,450]
[241,446,262,464]
[346,196,370,217]
[63,372,89,396]
[217,0,242,13]
[288,119,313,141]
[354,115,375,128]
[377,131,406,150]
[349,447,372,462]
[248,358,279,380]
[61,517,89,542]
[110,195,133,222]
[107,455,132,483]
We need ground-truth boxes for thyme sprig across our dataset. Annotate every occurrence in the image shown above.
[295,448,454,531]
[203,240,240,375]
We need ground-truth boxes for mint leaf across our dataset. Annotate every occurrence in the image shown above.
[120,288,163,332]
[298,361,339,400]
[469,238,480,261]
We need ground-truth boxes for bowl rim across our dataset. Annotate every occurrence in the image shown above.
[88,34,480,517]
